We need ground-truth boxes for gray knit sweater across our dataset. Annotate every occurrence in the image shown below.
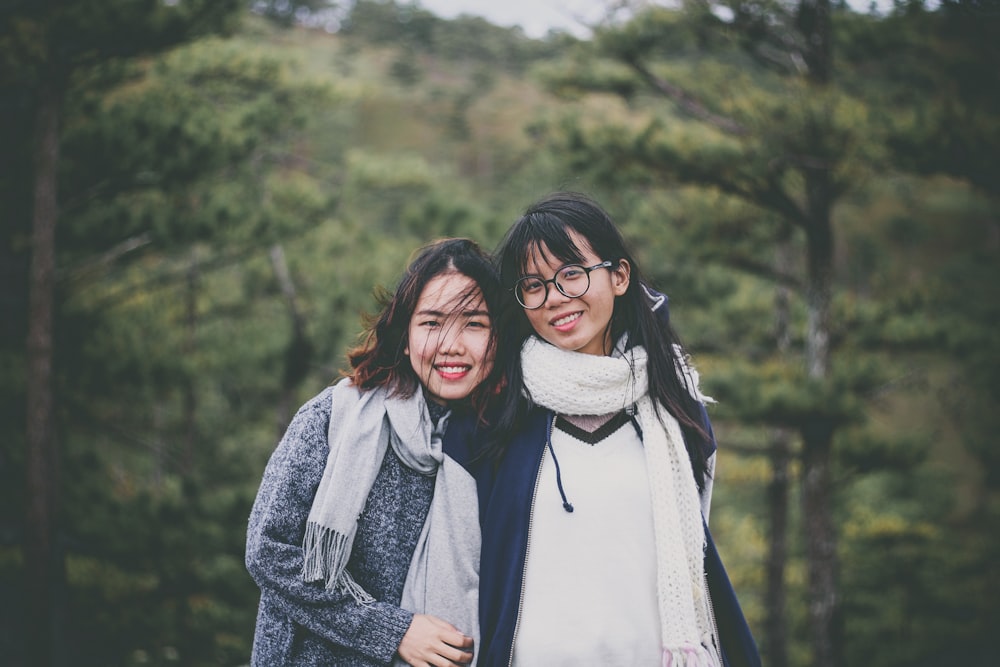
[246,387,436,666]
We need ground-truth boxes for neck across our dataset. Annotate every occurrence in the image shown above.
[423,390,450,425]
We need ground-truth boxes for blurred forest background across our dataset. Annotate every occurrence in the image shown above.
[1,1,997,666]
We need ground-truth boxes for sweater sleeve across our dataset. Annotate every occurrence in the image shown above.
[245,388,413,664]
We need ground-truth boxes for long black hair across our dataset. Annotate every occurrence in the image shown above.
[490,192,711,488]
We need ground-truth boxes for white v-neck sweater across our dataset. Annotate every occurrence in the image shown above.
[511,415,662,667]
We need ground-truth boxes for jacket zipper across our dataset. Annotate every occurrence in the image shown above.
[704,570,723,666]
[506,415,553,667]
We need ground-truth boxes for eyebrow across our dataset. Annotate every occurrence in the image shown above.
[415,308,490,318]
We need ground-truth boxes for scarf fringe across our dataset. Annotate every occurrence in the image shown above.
[672,344,715,405]
[661,642,718,667]
[302,520,374,604]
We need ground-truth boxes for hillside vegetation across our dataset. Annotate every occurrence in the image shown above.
[1,1,996,665]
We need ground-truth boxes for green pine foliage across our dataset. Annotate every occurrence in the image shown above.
[517,2,998,665]
[1,2,996,665]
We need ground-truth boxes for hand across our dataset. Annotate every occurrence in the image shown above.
[397,614,474,666]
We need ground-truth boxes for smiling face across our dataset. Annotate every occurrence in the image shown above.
[521,231,630,356]
[405,271,494,405]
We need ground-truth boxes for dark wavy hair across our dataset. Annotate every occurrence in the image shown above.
[347,238,504,415]
[490,192,710,488]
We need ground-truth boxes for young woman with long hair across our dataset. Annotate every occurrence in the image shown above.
[467,193,760,667]
[247,238,503,666]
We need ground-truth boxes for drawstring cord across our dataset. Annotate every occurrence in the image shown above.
[545,414,574,513]
[546,406,642,514]
[627,403,643,439]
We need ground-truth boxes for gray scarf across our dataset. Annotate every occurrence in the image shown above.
[302,378,480,662]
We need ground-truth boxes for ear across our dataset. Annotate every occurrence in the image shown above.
[612,259,631,296]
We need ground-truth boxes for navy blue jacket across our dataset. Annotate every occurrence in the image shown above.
[446,407,760,667]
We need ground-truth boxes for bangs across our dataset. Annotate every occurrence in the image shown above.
[510,214,589,278]
[443,275,488,314]
[409,270,490,340]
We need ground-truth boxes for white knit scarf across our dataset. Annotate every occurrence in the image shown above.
[302,378,480,666]
[521,336,721,667]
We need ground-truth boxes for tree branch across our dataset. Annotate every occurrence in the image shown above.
[755,176,811,228]
[716,253,802,290]
[624,56,750,136]
[58,233,153,282]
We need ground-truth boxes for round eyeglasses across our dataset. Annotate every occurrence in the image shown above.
[512,261,614,310]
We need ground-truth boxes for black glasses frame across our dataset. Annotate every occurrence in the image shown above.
[512,261,614,310]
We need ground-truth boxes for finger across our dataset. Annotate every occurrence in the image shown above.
[427,616,460,632]
[442,631,473,649]
[427,652,470,667]
[441,643,474,665]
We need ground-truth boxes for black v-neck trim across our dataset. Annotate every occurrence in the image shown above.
[555,410,631,445]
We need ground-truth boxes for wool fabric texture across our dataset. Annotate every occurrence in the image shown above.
[302,378,480,664]
[520,336,721,667]
[246,387,428,665]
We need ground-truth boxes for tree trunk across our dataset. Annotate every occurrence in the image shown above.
[802,165,840,667]
[801,421,839,667]
[798,0,833,86]
[270,244,313,431]
[24,75,65,667]
[804,172,833,381]
[798,1,840,664]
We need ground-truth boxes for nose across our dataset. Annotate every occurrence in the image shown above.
[438,325,464,355]
[543,283,571,308]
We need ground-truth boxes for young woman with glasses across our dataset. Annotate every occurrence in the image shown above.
[246,238,504,667]
[459,192,760,667]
